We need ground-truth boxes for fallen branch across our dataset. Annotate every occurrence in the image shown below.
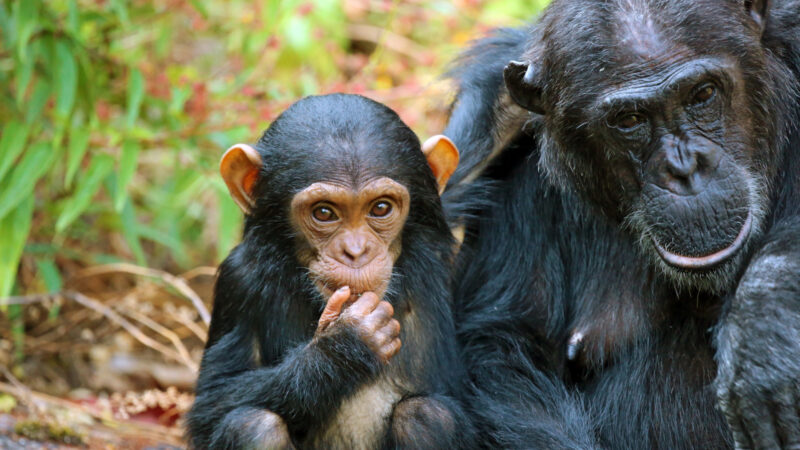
[1,293,51,306]
[74,263,210,326]
[115,298,197,371]
[179,266,217,281]
[65,291,197,372]
[0,367,41,418]
[0,381,184,445]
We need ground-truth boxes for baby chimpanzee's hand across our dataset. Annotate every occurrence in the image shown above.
[317,286,401,363]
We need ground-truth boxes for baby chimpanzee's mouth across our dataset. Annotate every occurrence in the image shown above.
[314,278,387,301]
[652,211,752,270]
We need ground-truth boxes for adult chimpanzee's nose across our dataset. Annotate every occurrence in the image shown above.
[656,135,720,195]
[338,232,373,268]
[665,147,698,179]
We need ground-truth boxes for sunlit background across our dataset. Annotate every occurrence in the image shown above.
[0,0,547,446]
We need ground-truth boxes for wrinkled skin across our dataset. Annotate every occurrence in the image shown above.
[186,94,473,449]
[441,0,800,448]
[316,288,402,364]
[715,230,800,450]
[292,177,410,300]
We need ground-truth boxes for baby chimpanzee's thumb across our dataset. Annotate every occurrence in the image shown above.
[318,286,350,329]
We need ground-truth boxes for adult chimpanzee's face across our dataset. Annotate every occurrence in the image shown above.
[504,0,786,289]
[597,57,756,273]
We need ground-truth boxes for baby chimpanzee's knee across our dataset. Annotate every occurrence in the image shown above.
[390,396,457,449]
[216,407,294,450]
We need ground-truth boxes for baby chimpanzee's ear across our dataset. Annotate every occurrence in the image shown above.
[421,135,459,195]
[220,143,262,214]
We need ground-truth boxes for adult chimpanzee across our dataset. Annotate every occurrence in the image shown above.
[442,0,800,448]
[185,94,471,449]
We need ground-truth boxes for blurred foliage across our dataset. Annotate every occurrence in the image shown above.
[0,0,549,305]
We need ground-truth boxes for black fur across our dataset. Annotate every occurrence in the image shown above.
[444,0,800,448]
[186,94,473,449]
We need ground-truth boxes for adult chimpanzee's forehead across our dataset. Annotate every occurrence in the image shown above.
[541,0,753,61]
[536,0,760,110]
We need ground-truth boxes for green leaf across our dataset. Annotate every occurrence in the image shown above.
[74,50,95,115]
[137,223,185,257]
[51,122,66,154]
[9,304,23,360]
[216,181,242,262]
[0,121,31,182]
[14,52,35,105]
[119,198,147,265]
[187,0,209,18]
[0,3,11,45]
[36,256,63,319]
[56,153,114,233]
[64,126,91,188]
[110,0,129,25]
[67,0,79,35]
[0,142,53,221]
[114,140,140,211]
[284,15,312,52]
[48,301,62,321]
[168,86,191,116]
[35,258,62,293]
[54,40,78,118]
[0,195,34,301]
[15,0,41,60]
[35,258,63,319]
[126,68,144,128]
[26,79,51,124]
[207,125,250,148]
[0,393,16,413]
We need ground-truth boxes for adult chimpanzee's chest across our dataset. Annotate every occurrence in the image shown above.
[562,243,732,447]
[575,313,730,447]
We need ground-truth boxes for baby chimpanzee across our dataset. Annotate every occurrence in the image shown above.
[186,94,473,449]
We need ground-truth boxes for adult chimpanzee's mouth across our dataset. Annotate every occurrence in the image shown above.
[652,211,752,270]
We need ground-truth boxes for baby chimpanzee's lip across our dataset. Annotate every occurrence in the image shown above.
[315,281,376,301]
[652,211,752,270]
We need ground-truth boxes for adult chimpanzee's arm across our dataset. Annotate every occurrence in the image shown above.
[443,28,530,191]
[715,216,800,449]
[450,165,600,448]
[459,323,599,449]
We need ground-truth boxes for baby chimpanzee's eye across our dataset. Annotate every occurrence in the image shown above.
[370,201,392,217]
[312,205,338,222]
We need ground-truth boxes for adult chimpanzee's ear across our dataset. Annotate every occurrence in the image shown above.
[504,60,545,115]
[744,0,769,32]
[421,134,459,195]
[220,143,262,214]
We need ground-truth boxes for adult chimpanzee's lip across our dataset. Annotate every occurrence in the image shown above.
[652,211,752,270]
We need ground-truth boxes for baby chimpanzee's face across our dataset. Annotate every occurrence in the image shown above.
[290,176,410,300]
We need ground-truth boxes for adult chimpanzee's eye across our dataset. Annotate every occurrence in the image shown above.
[312,205,338,222]
[691,84,716,105]
[616,112,645,131]
[370,201,392,217]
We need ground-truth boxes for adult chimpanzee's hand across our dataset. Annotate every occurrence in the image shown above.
[715,251,800,450]
[317,286,402,363]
